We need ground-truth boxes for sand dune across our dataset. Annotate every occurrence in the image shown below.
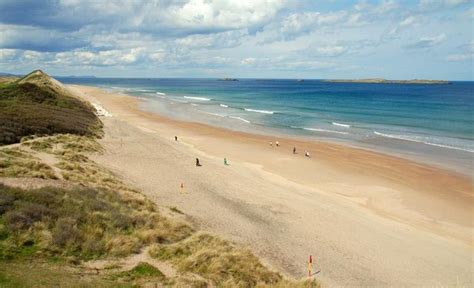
[69,85,473,287]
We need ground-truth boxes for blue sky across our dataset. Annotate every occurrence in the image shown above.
[0,0,472,80]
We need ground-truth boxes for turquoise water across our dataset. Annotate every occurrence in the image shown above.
[60,77,473,173]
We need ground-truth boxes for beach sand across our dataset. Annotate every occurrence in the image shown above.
[69,85,473,287]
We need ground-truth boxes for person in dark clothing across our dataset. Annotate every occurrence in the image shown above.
[175,136,178,141]
[196,158,201,166]
[293,147,296,154]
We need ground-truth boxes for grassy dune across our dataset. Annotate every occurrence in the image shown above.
[0,70,102,145]
[0,70,318,287]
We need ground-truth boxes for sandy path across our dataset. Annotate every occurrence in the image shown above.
[70,85,474,287]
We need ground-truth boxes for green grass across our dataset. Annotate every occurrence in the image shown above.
[117,262,164,280]
[0,260,132,288]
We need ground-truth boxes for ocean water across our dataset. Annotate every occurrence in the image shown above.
[59,77,473,174]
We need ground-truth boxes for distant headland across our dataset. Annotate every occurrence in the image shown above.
[324,78,450,84]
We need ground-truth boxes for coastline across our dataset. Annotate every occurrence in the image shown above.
[69,84,473,286]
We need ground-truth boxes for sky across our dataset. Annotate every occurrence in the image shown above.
[0,0,472,80]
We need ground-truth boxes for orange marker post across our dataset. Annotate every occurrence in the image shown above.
[308,255,313,277]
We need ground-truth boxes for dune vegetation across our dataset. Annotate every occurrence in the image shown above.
[0,70,319,287]
[0,70,102,145]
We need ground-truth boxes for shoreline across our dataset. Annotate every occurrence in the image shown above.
[142,97,473,176]
[113,84,473,176]
[69,84,473,286]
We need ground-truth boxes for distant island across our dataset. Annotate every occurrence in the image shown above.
[219,78,238,81]
[324,78,450,84]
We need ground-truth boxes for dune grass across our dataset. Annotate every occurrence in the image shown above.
[0,148,57,179]
[21,134,103,154]
[0,184,192,261]
[149,233,319,287]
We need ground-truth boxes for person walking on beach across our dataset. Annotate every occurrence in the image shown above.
[305,151,311,158]
[293,147,296,154]
[196,158,201,166]
[269,141,273,147]
[276,141,279,147]
[224,158,229,165]
[175,136,178,141]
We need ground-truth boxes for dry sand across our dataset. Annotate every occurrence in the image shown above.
[69,85,473,287]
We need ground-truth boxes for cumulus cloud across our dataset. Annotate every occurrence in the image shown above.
[259,11,348,42]
[0,0,471,79]
[0,0,285,37]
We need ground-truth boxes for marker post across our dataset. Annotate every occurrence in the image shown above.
[308,255,313,277]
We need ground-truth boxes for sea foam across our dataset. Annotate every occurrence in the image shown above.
[244,108,274,114]
[184,96,211,101]
[156,91,166,95]
[220,104,229,108]
[291,126,348,135]
[229,116,251,123]
[374,131,474,153]
[332,122,351,128]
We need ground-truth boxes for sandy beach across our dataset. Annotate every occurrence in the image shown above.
[69,85,473,287]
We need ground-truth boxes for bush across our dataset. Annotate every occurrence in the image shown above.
[51,217,82,249]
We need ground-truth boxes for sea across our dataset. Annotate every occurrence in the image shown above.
[58,77,473,175]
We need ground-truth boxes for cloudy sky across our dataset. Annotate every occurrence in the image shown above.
[0,0,472,80]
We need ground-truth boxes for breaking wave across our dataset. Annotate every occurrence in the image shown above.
[244,108,274,114]
[184,96,211,101]
[332,122,351,128]
[374,131,474,153]
[291,126,349,135]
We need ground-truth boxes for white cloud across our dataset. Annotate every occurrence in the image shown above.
[53,48,147,66]
[0,49,19,61]
[419,0,469,10]
[400,16,416,27]
[313,46,347,57]
[259,11,348,42]
[241,57,257,65]
[389,15,418,34]
[406,33,447,49]
[446,53,472,61]
[168,0,285,30]
[175,30,246,49]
